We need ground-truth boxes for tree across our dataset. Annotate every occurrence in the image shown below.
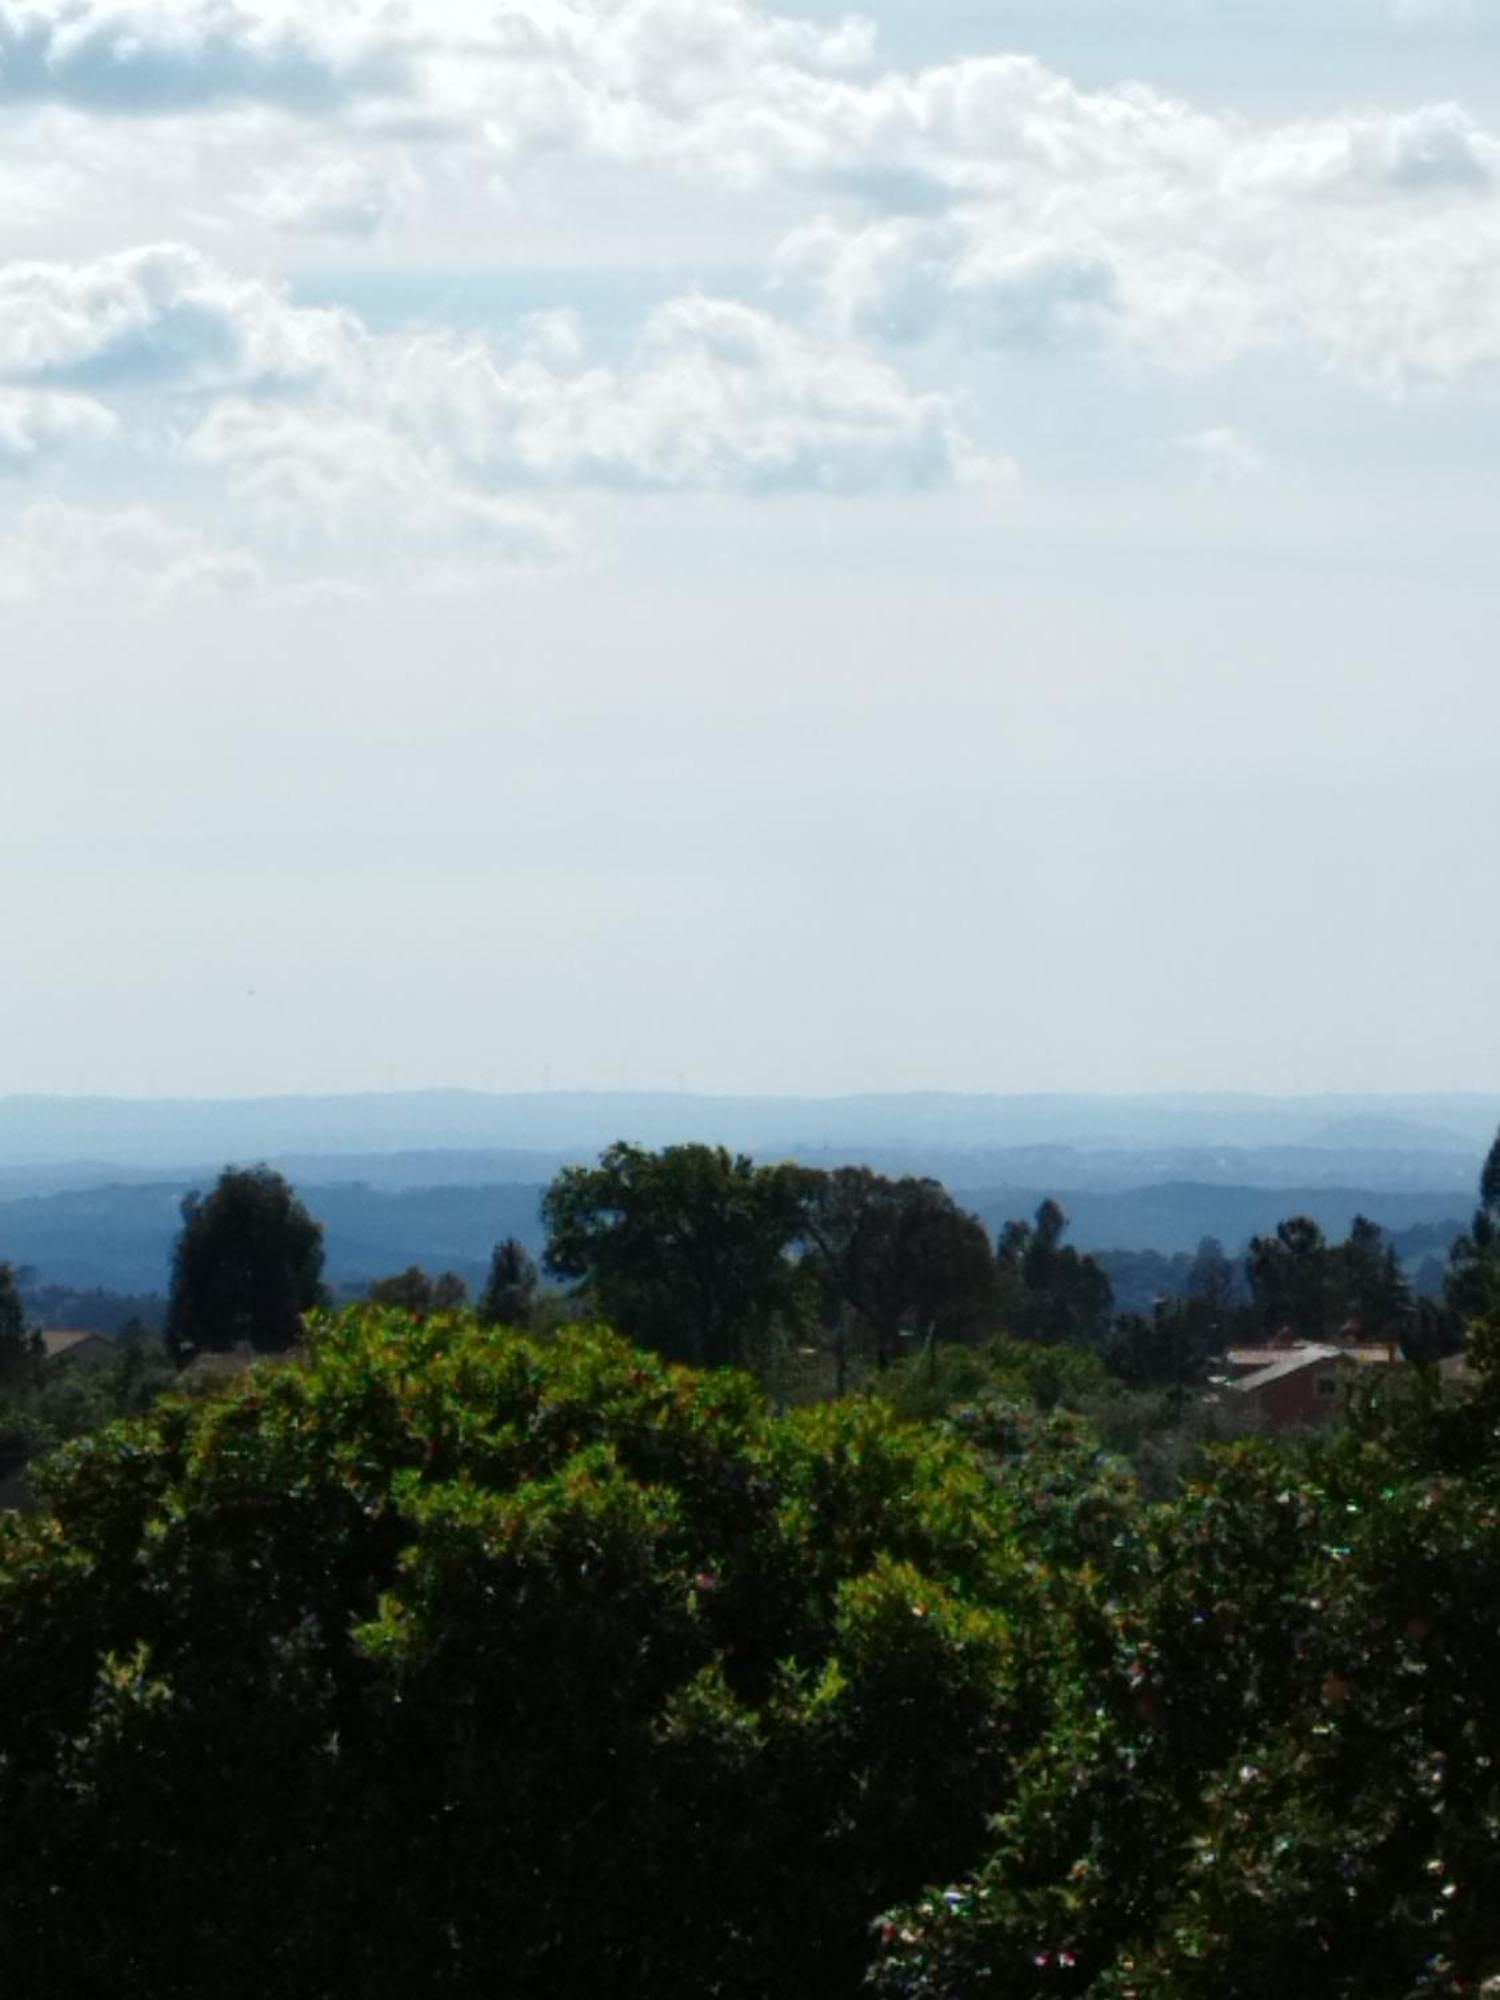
[542,1142,809,1370]
[0,1261,39,1395]
[1447,1123,1500,1329]
[165,1166,326,1364]
[994,1199,1113,1347]
[366,1266,468,1317]
[802,1168,997,1382]
[1338,1213,1412,1345]
[478,1237,538,1328]
[1246,1214,1340,1341]
[0,1308,1035,1999]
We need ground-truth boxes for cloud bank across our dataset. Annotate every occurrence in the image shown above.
[1,0,1498,585]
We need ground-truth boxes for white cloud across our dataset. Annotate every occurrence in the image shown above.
[0,498,261,598]
[0,243,995,498]
[1173,426,1266,488]
[0,0,408,112]
[241,153,411,237]
[3,7,1499,396]
[187,400,574,571]
[774,69,1500,389]
[0,386,115,467]
[0,241,996,584]
[0,241,352,387]
[401,292,1006,494]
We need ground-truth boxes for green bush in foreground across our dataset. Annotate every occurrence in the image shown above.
[0,1308,1045,2000]
[870,1355,1500,2000]
[10,1306,1500,2000]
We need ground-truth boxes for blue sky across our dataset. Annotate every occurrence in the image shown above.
[1,0,1497,1098]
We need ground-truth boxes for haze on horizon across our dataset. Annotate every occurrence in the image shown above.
[3,0,1497,1103]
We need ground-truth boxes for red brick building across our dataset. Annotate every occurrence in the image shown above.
[1216,1340,1398,1433]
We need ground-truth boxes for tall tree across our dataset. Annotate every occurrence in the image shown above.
[478,1238,538,1328]
[0,1261,39,1395]
[1447,1124,1500,1328]
[1246,1214,1341,1342]
[994,1200,1113,1347]
[165,1166,327,1365]
[802,1167,996,1380]
[366,1267,469,1317]
[542,1142,808,1370]
[1339,1214,1413,1345]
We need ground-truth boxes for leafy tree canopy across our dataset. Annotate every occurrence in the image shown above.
[995,1200,1114,1348]
[164,1166,326,1364]
[365,1265,468,1317]
[478,1235,538,1328]
[802,1166,997,1378]
[0,1307,1042,2000]
[542,1142,809,1369]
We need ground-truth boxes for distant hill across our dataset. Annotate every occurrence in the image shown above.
[0,1088,1496,1171]
[0,1175,1469,1296]
[0,1090,1487,1294]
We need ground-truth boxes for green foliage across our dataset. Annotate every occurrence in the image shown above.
[870,1360,1500,2000]
[542,1141,810,1369]
[995,1200,1114,1348]
[802,1167,997,1379]
[365,1263,468,1316]
[1248,1212,1414,1346]
[0,1308,1043,1999]
[165,1165,327,1363]
[0,1259,40,1396]
[881,1339,1113,1424]
[477,1234,538,1327]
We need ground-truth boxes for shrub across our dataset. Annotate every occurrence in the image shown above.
[0,1308,1043,2000]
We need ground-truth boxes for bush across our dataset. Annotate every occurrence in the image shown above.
[869,1357,1500,2000]
[0,1308,1045,2000]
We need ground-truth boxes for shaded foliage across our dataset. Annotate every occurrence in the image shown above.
[0,1309,1045,2000]
[543,1142,810,1370]
[802,1167,997,1381]
[995,1200,1114,1348]
[477,1235,539,1328]
[165,1165,327,1364]
[365,1264,468,1316]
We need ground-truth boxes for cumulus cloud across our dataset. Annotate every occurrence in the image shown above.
[0,387,115,468]
[0,498,262,598]
[0,243,995,497]
[241,154,411,236]
[4,6,1499,393]
[0,241,996,584]
[772,64,1500,389]
[0,0,407,112]
[187,401,573,571]
[393,292,1004,494]
[0,242,352,387]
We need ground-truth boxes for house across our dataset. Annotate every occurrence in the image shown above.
[40,1328,116,1370]
[1213,1337,1399,1433]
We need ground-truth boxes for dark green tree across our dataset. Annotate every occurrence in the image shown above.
[478,1237,538,1328]
[1447,1124,1500,1329]
[0,1261,39,1395]
[1339,1213,1413,1344]
[165,1166,326,1365]
[366,1266,468,1317]
[1246,1213,1341,1341]
[802,1167,996,1382]
[0,1308,1037,2000]
[994,1200,1113,1347]
[542,1142,809,1370]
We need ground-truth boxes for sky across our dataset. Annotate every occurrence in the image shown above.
[2,0,1498,1100]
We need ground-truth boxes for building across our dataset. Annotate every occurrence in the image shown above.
[40,1328,116,1370]
[1213,1337,1399,1433]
